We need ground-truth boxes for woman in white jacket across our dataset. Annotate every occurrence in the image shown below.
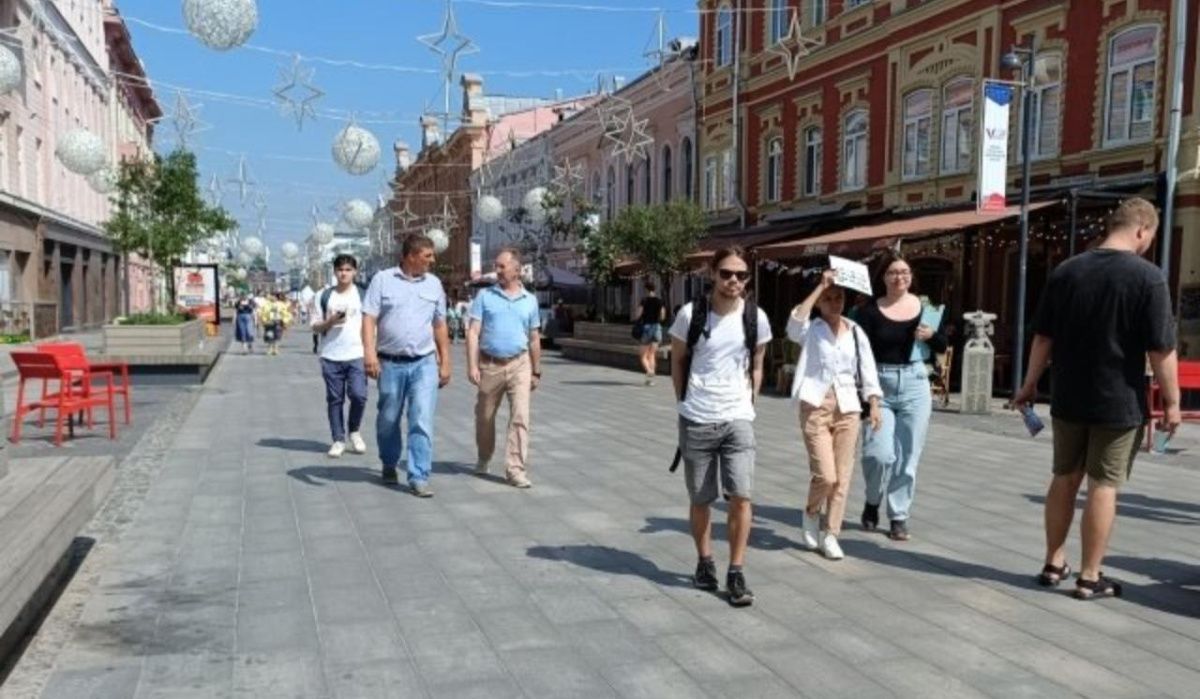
[787,269,883,559]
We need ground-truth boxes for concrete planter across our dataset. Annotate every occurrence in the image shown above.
[102,319,205,356]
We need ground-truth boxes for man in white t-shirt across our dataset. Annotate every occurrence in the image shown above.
[669,246,772,608]
[311,254,367,458]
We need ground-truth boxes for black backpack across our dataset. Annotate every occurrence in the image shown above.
[318,283,366,333]
[669,295,760,472]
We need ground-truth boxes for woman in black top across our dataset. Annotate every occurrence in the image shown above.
[634,281,666,386]
[857,255,947,541]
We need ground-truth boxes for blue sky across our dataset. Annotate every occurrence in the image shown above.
[117,0,700,268]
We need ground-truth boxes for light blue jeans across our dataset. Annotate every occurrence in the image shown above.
[376,354,439,486]
[862,362,932,522]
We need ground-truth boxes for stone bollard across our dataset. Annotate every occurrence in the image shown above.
[961,310,997,414]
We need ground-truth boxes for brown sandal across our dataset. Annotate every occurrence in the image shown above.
[1036,562,1071,587]
[1074,574,1123,600]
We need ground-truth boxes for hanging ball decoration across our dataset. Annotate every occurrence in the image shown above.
[240,235,264,256]
[343,199,374,228]
[523,187,549,225]
[280,241,300,259]
[55,128,107,175]
[237,251,253,265]
[182,0,259,51]
[584,212,601,232]
[233,268,248,280]
[426,228,449,254]
[331,124,381,175]
[476,194,504,224]
[0,44,22,95]
[87,166,118,194]
[311,222,335,245]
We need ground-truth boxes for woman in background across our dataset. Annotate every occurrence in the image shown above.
[634,281,667,386]
[234,295,257,354]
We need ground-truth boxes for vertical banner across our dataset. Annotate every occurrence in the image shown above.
[173,264,220,323]
[470,241,482,280]
[978,81,1014,213]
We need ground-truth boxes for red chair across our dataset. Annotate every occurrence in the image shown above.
[10,351,117,446]
[37,342,132,426]
[1146,359,1200,450]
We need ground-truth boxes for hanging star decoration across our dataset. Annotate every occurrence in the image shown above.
[227,155,256,207]
[310,203,323,226]
[154,92,211,149]
[768,12,824,82]
[272,53,324,131]
[207,173,224,207]
[428,195,459,233]
[550,158,586,197]
[0,24,20,48]
[605,106,654,163]
[252,191,268,229]
[418,0,479,85]
[394,199,420,231]
[642,12,675,92]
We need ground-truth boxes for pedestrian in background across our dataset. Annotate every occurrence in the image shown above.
[788,269,882,560]
[362,234,452,497]
[669,246,772,607]
[234,294,256,354]
[311,254,367,459]
[257,293,292,357]
[467,248,542,489]
[1015,197,1180,600]
[857,254,947,541]
[635,281,667,386]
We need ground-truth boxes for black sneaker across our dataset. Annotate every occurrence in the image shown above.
[861,503,880,532]
[381,466,399,484]
[692,558,718,591]
[726,569,754,607]
[889,519,910,541]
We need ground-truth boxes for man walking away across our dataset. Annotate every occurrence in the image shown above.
[670,246,772,607]
[311,254,367,458]
[1015,197,1180,600]
[467,248,542,489]
[362,234,453,498]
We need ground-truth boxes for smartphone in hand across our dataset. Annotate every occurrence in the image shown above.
[1020,405,1045,437]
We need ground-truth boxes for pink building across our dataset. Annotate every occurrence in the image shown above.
[0,0,158,335]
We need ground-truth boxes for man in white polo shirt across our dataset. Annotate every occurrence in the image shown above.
[310,254,367,458]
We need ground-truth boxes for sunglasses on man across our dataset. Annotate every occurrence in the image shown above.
[717,269,751,282]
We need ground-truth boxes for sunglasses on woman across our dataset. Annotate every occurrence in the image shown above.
[717,269,751,282]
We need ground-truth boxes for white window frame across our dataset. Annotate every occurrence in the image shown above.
[842,110,867,192]
[1017,55,1063,161]
[803,126,822,197]
[939,78,973,175]
[765,137,783,203]
[768,0,789,44]
[846,0,870,9]
[722,148,736,207]
[704,156,718,210]
[811,0,826,26]
[1104,25,1159,146]
[715,5,733,68]
[902,89,933,180]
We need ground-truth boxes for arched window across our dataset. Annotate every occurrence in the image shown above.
[902,89,932,179]
[765,137,783,202]
[681,137,694,201]
[591,171,601,206]
[704,156,718,210]
[643,155,653,204]
[940,77,973,174]
[1105,25,1159,144]
[768,0,789,44]
[605,166,616,219]
[842,109,867,191]
[803,127,822,197]
[715,5,733,67]
[662,145,673,202]
[626,163,635,207]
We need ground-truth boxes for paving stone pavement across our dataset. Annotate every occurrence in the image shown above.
[14,332,1200,698]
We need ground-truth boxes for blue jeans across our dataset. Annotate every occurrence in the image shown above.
[320,358,367,442]
[862,362,932,522]
[376,354,438,486]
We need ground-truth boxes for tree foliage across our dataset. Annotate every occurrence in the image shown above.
[599,200,707,287]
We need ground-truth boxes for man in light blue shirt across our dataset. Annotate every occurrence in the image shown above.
[362,234,451,497]
[467,248,542,489]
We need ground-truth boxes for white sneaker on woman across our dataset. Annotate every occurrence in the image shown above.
[327,441,345,458]
[801,513,821,550]
[348,432,367,454]
[821,533,845,560]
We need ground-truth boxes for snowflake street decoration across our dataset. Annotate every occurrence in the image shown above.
[311,222,335,245]
[331,119,381,175]
[207,173,224,207]
[418,0,479,85]
[394,199,419,231]
[604,107,653,163]
[252,190,268,226]
[476,194,504,224]
[55,128,106,175]
[87,166,118,194]
[226,155,256,206]
[550,158,585,198]
[310,203,323,226]
[182,0,259,51]
[425,227,450,254]
[769,12,823,82]
[158,92,210,149]
[0,36,23,95]
[273,54,324,131]
[428,195,459,234]
[343,199,374,229]
[523,187,549,225]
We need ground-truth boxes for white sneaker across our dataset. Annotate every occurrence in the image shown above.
[821,533,845,560]
[475,460,490,475]
[327,441,345,458]
[801,512,821,550]
[348,432,367,454]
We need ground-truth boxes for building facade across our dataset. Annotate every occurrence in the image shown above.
[697,0,1200,361]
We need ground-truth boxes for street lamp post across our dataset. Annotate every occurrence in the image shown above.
[1002,40,1037,398]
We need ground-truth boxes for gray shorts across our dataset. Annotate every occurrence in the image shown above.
[678,417,755,505]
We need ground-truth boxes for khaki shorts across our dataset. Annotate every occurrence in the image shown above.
[1051,418,1143,486]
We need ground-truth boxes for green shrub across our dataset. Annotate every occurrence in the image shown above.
[118,312,191,326]
[0,333,30,344]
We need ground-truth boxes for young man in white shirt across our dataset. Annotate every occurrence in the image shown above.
[311,254,367,458]
[669,247,772,607]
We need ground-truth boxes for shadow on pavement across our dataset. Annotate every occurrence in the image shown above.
[557,380,636,387]
[526,544,691,588]
[286,465,398,489]
[431,461,504,484]
[639,516,801,551]
[1103,555,1200,619]
[257,437,329,453]
[1023,493,1200,526]
[838,538,1037,588]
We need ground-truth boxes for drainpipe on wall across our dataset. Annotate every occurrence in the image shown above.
[1159,0,1187,289]
[730,0,747,230]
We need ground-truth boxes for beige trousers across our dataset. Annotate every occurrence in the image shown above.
[475,352,532,479]
[801,389,861,535]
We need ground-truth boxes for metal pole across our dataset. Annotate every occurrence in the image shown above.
[1159,0,1187,284]
[1067,190,1079,257]
[1011,47,1035,398]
